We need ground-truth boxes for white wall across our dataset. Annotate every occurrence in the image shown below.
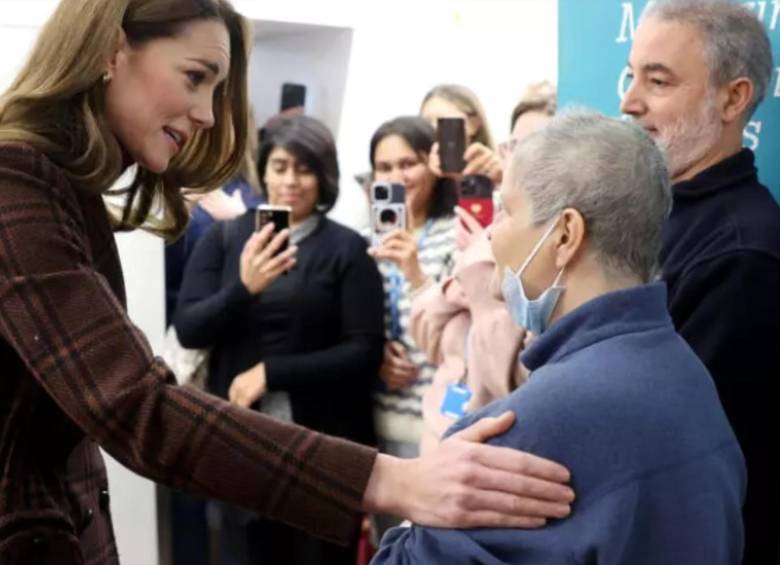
[237,0,558,231]
[319,0,558,229]
[0,6,44,91]
[111,231,165,565]
[248,26,354,137]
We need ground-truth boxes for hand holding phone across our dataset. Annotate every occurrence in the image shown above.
[240,207,297,294]
[462,142,503,185]
[255,205,291,254]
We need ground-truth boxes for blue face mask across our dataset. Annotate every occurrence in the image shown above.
[501,219,565,334]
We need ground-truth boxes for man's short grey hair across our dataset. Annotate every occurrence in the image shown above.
[644,0,773,118]
[509,109,672,282]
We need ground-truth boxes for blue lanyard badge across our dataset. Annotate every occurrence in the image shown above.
[440,326,473,419]
[387,268,405,340]
[441,383,472,419]
[386,220,434,341]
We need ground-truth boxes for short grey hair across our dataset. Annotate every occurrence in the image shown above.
[644,0,773,118]
[509,109,672,282]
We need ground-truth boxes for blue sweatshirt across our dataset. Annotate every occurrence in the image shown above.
[373,284,746,565]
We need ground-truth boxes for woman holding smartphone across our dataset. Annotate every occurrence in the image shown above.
[175,115,384,564]
[420,83,503,185]
[367,116,459,538]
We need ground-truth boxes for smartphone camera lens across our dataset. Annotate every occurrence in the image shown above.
[379,208,397,227]
[374,184,389,201]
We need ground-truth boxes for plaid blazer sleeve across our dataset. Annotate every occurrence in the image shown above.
[0,144,376,545]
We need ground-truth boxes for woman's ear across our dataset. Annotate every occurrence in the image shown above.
[105,29,130,80]
[554,208,585,270]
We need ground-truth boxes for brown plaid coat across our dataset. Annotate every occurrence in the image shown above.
[0,143,377,564]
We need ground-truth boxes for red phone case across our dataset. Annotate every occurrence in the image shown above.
[459,196,494,228]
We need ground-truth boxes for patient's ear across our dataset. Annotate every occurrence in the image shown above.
[554,208,585,270]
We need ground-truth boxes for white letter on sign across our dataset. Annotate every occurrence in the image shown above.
[616,3,636,43]
[774,68,780,98]
[743,121,762,151]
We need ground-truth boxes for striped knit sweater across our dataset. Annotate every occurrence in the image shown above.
[373,215,457,444]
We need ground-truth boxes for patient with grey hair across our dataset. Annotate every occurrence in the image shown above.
[372,110,746,564]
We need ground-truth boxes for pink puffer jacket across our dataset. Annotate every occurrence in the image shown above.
[411,236,527,453]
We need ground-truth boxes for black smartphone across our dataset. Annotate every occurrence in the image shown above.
[255,205,291,255]
[438,117,466,173]
[280,83,306,112]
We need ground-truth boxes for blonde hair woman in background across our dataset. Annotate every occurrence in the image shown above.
[420,83,503,185]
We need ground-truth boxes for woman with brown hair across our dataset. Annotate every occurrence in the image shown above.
[420,83,503,185]
[176,115,385,564]
[0,1,574,563]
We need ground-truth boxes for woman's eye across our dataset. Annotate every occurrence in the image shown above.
[186,71,205,87]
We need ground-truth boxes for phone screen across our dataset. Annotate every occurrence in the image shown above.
[255,205,291,255]
[280,83,306,113]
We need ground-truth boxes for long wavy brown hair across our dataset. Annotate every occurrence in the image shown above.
[0,0,252,238]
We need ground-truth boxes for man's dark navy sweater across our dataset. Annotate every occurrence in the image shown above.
[374,284,746,564]
[660,149,780,564]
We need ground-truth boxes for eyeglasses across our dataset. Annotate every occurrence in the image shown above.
[498,138,519,161]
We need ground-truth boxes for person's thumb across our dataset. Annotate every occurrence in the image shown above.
[452,411,515,443]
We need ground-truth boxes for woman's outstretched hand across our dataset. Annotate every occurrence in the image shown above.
[363,411,574,529]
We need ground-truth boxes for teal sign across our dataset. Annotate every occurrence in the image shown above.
[559,0,780,200]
